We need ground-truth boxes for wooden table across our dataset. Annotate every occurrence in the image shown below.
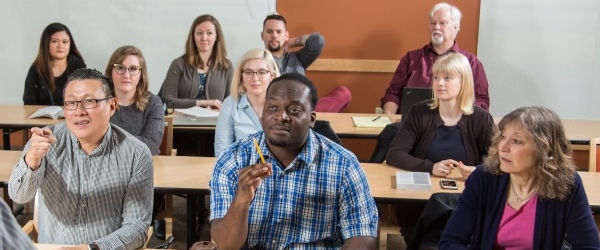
[315,112,401,139]
[561,119,600,144]
[318,112,600,142]
[362,163,462,203]
[34,243,152,249]
[153,155,215,248]
[361,163,600,208]
[0,151,215,248]
[3,151,600,247]
[3,105,599,145]
[0,105,61,150]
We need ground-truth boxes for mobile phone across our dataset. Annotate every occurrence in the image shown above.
[440,179,458,190]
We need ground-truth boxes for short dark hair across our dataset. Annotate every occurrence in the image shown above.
[267,73,318,111]
[64,68,114,98]
[263,14,287,29]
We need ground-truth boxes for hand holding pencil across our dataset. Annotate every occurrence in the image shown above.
[253,139,272,176]
[235,139,273,204]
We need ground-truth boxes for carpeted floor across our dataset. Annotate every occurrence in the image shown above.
[147,195,211,249]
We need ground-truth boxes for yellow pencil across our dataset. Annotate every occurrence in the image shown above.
[253,139,266,164]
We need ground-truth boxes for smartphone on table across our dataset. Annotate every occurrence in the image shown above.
[440,179,458,190]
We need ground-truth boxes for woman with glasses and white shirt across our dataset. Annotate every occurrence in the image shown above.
[214,48,280,157]
[105,45,164,155]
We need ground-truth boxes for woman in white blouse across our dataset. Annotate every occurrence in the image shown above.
[214,48,280,156]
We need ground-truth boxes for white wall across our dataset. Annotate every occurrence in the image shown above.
[479,0,600,119]
[0,0,275,104]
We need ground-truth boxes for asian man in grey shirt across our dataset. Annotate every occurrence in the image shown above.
[9,68,153,250]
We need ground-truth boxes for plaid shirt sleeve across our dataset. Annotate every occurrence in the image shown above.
[209,142,246,221]
[338,159,379,239]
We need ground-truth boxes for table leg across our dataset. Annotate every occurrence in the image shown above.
[3,129,11,150]
[187,193,198,248]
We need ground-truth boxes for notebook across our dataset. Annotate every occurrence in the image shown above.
[401,87,433,122]
[28,106,64,119]
[174,106,219,117]
[173,116,218,127]
[396,172,432,191]
[352,116,392,128]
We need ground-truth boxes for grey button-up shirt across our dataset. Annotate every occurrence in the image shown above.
[0,198,36,249]
[9,122,153,250]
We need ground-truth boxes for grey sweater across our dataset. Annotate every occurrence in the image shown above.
[159,56,234,108]
[277,33,325,75]
[111,93,165,155]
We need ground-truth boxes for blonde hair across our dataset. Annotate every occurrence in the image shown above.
[484,106,576,201]
[429,52,475,115]
[105,45,150,111]
[230,48,280,101]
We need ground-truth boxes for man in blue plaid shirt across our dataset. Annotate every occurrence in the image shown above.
[206,73,378,249]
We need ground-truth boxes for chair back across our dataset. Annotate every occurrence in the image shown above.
[21,191,39,241]
[159,116,174,156]
[589,137,600,172]
[369,122,402,163]
[313,120,342,145]
[407,193,460,250]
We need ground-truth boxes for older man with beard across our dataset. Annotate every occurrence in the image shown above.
[381,2,490,114]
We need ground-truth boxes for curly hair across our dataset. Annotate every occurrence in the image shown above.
[484,106,576,200]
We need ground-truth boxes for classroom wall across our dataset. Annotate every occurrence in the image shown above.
[278,0,481,114]
[0,0,275,105]
[479,0,600,119]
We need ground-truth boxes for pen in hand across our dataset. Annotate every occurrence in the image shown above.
[372,116,382,122]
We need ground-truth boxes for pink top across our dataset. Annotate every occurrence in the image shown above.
[495,194,538,249]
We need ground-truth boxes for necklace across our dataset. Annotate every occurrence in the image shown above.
[510,179,535,202]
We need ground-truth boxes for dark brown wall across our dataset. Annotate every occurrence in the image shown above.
[278,0,481,113]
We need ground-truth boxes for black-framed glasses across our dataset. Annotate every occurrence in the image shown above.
[113,64,142,76]
[63,97,112,110]
[242,69,270,78]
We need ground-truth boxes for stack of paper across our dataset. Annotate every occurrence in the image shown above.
[352,116,392,128]
[175,106,219,117]
[396,172,432,191]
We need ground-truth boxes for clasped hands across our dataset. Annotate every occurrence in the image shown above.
[432,159,475,179]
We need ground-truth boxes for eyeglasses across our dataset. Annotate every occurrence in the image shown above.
[242,69,270,78]
[63,97,112,110]
[113,64,142,76]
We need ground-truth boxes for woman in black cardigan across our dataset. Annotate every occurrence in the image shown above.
[23,23,86,105]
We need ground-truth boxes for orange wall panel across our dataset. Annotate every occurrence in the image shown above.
[278,0,481,113]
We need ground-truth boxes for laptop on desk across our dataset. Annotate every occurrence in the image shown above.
[173,116,218,127]
[401,87,433,122]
